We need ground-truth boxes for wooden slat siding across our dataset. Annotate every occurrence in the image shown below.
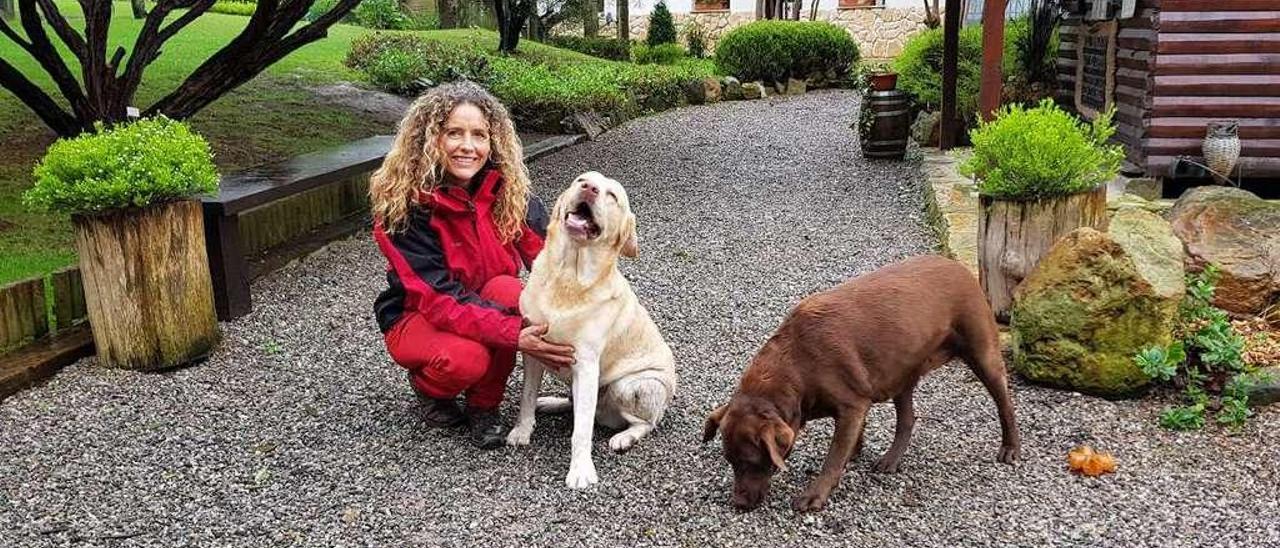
[1148,117,1280,139]
[1148,155,1280,175]
[1151,96,1280,117]
[1154,74,1280,97]
[1145,138,1280,156]
[1158,33,1280,54]
[1161,12,1280,34]
[1154,53,1280,75]
[1164,0,1275,10]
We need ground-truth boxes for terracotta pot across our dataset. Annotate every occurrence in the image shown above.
[868,72,898,91]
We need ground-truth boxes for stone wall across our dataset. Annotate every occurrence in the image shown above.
[582,8,927,60]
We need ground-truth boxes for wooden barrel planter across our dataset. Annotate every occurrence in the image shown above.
[978,185,1109,322]
[861,90,911,160]
[73,199,220,370]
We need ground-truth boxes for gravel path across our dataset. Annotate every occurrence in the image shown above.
[3,90,1278,547]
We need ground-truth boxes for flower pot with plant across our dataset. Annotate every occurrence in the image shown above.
[23,117,221,370]
[961,99,1125,321]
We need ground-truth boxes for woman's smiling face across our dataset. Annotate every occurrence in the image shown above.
[437,102,491,185]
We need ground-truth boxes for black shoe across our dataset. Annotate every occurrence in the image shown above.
[467,408,508,450]
[411,384,466,428]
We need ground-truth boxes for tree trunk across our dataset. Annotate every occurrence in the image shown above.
[617,0,628,43]
[583,0,597,36]
[130,0,146,18]
[978,185,1109,322]
[789,0,800,20]
[73,200,219,370]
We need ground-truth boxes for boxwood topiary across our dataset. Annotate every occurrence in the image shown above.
[23,117,219,215]
[714,20,859,84]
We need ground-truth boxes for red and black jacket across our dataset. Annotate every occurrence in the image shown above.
[372,168,548,349]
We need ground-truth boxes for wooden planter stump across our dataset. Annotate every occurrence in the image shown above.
[978,185,1108,322]
[73,200,219,370]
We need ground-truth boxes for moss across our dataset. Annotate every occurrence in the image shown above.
[1010,228,1180,397]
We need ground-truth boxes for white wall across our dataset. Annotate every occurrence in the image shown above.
[604,0,940,18]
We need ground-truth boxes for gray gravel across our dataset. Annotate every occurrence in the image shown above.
[3,90,1279,547]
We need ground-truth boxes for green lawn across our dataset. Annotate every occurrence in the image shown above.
[0,3,387,285]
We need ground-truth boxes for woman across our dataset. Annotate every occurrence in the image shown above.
[369,82,575,449]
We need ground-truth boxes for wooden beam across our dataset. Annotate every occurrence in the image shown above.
[1163,0,1277,11]
[1157,32,1280,54]
[979,0,1006,122]
[1154,74,1280,96]
[939,0,961,150]
[1161,11,1280,33]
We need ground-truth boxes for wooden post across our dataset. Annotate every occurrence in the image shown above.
[73,200,220,370]
[939,0,962,149]
[979,0,1007,121]
[978,185,1108,321]
[203,206,252,320]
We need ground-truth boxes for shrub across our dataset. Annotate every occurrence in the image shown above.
[305,0,339,22]
[351,0,411,30]
[631,43,686,65]
[959,99,1124,199]
[714,20,858,83]
[347,33,493,93]
[646,1,677,46]
[892,25,985,118]
[23,117,218,215]
[684,21,708,59]
[546,35,632,61]
[209,0,257,16]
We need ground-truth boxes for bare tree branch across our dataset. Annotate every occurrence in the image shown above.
[0,10,33,49]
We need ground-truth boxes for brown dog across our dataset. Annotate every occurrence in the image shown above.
[702,255,1020,512]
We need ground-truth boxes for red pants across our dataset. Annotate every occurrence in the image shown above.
[384,275,521,410]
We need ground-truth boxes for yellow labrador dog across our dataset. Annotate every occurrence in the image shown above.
[506,171,677,489]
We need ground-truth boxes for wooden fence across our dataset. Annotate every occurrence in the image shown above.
[0,267,88,356]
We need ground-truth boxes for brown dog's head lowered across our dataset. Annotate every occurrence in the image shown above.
[703,397,796,510]
[548,171,638,258]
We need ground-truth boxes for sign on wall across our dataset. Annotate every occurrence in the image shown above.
[1074,20,1117,120]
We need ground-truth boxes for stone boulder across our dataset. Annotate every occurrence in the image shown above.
[742,81,766,100]
[1167,186,1280,316]
[722,77,743,101]
[1107,193,1168,215]
[1011,220,1185,397]
[1248,367,1280,407]
[785,78,807,95]
[910,111,940,147]
[702,77,722,103]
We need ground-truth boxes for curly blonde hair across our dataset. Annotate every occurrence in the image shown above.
[369,81,531,242]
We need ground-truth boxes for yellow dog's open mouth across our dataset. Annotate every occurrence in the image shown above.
[565,201,600,239]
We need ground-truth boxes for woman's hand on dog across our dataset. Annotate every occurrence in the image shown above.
[518,324,576,369]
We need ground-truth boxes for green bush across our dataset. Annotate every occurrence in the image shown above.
[632,43,686,65]
[208,0,257,16]
[351,0,411,29]
[892,25,985,118]
[714,20,858,83]
[23,117,218,215]
[646,1,677,46]
[347,33,493,93]
[546,35,632,61]
[684,21,708,59]
[959,99,1124,199]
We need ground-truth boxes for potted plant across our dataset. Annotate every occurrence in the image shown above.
[867,62,898,91]
[960,99,1124,320]
[23,116,221,370]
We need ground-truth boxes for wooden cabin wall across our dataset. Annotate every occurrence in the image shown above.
[1059,0,1280,180]
[1146,0,1280,179]
[1056,1,1160,174]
